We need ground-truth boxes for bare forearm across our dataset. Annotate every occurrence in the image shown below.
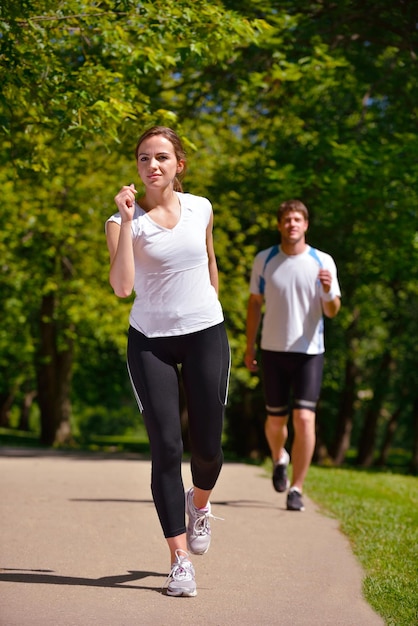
[208,257,219,295]
[322,296,341,318]
[246,309,262,351]
[245,297,263,371]
[109,222,135,297]
[318,268,341,318]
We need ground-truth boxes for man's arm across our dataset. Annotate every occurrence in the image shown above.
[322,296,341,318]
[318,268,341,318]
[245,293,264,371]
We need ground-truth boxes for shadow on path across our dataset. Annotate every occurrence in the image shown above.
[69,498,277,510]
[0,568,165,592]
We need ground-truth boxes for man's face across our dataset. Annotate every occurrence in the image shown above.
[277,210,308,244]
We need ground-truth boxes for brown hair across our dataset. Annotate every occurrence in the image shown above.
[277,199,309,222]
[135,126,187,192]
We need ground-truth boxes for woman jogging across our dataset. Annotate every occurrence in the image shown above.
[106,126,230,597]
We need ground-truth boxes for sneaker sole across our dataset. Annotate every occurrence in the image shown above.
[166,588,197,597]
[187,542,210,555]
[287,504,305,512]
[273,478,290,493]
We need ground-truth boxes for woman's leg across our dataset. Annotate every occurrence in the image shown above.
[166,535,188,564]
[181,323,230,500]
[127,328,186,543]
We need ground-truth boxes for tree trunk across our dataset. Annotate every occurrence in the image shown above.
[18,390,37,431]
[314,429,333,464]
[410,397,418,475]
[357,351,393,467]
[227,386,268,459]
[330,356,358,465]
[330,308,361,465]
[36,294,74,446]
[375,406,401,467]
[0,392,15,428]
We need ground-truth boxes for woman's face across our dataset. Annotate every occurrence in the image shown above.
[136,134,184,190]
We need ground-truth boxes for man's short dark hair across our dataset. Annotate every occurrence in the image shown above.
[277,199,309,222]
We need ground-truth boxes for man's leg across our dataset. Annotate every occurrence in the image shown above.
[265,414,290,492]
[290,353,324,494]
[261,350,291,465]
[290,408,316,492]
[264,414,289,463]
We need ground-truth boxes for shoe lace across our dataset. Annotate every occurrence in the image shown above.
[163,549,195,589]
[192,510,224,536]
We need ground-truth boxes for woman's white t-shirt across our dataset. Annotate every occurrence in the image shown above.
[106,192,223,338]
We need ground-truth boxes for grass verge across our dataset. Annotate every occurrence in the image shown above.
[305,466,418,626]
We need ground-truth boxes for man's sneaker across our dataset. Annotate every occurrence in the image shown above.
[165,549,197,597]
[287,487,305,511]
[272,450,290,493]
[186,487,220,555]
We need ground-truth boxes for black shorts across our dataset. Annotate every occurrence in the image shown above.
[260,350,324,416]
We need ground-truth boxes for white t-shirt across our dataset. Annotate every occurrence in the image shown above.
[249,244,341,354]
[106,192,223,337]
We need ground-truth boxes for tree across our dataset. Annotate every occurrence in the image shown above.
[1,0,417,467]
[175,0,418,464]
[0,0,265,444]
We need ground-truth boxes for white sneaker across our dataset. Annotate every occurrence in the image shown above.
[186,488,222,555]
[165,549,197,597]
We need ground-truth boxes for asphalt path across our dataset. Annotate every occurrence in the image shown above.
[0,448,384,625]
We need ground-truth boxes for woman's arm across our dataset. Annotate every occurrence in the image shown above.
[206,210,219,295]
[106,221,135,298]
[106,185,137,298]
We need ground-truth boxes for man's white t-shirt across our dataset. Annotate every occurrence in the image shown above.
[249,244,341,354]
[106,192,223,337]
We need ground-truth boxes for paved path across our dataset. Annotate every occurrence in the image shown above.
[0,448,384,626]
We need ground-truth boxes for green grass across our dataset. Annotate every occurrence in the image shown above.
[304,466,418,626]
[0,427,41,447]
[0,428,151,455]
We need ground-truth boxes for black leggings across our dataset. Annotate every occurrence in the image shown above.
[127,322,230,538]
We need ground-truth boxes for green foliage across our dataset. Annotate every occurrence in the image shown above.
[75,405,140,439]
[182,0,418,463]
[305,466,418,626]
[0,0,417,461]
[0,0,265,441]
[0,0,266,168]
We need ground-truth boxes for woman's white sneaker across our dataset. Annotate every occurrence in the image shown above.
[186,488,219,555]
[165,549,197,597]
